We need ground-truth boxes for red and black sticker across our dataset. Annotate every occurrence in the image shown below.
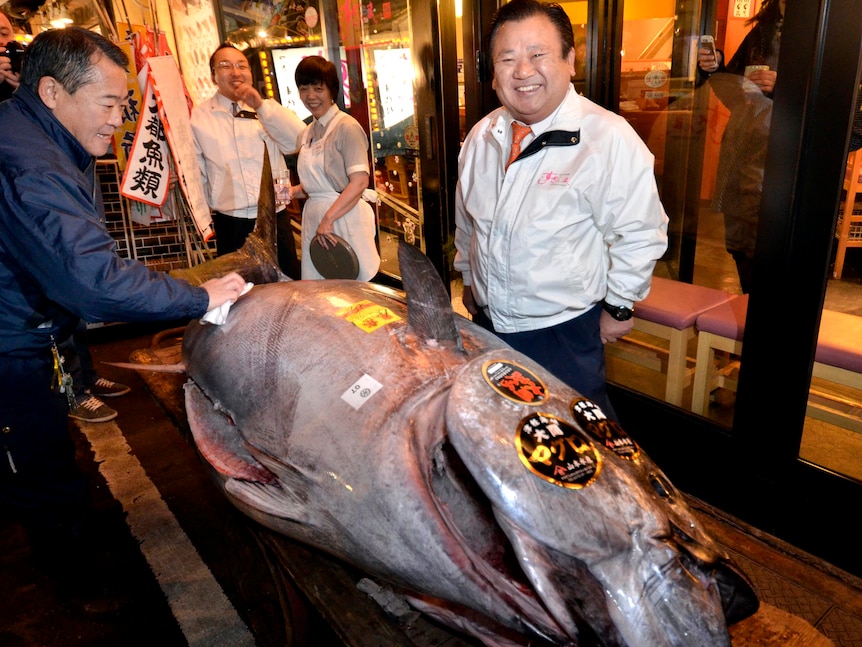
[482,359,547,405]
[515,412,601,489]
[570,398,639,461]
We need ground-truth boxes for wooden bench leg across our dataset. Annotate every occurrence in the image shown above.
[692,331,718,416]
[665,327,693,407]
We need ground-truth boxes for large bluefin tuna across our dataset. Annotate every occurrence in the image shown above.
[178,241,757,646]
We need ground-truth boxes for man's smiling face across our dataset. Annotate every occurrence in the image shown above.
[491,13,575,125]
[47,53,128,157]
[211,47,252,102]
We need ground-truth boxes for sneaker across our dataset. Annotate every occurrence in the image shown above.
[68,394,117,423]
[88,376,131,398]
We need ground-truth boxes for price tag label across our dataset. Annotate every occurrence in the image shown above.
[341,374,383,410]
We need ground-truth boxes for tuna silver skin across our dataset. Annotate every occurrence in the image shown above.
[178,241,757,646]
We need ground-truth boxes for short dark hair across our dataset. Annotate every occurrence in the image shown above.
[487,0,575,61]
[19,26,128,94]
[209,42,242,74]
[294,55,340,102]
[1,7,15,28]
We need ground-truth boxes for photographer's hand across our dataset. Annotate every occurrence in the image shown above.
[0,55,21,89]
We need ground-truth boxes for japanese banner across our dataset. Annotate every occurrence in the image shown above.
[117,26,197,225]
[147,56,213,240]
[112,41,142,171]
[120,72,170,208]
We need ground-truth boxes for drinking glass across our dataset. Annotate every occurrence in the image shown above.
[274,171,290,209]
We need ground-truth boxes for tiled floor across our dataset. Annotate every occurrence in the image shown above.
[692,495,862,646]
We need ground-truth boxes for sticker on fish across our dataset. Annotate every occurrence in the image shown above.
[516,412,602,488]
[481,360,547,404]
[341,374,383,410]
[570,398,640,461]
[336,300,401,333]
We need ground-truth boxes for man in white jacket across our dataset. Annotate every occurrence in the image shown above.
[454,0,668,419]
[191,43,305,277]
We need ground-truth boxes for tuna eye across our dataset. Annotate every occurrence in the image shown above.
[648,473,673,500]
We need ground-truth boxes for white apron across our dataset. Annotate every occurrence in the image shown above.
[297,111,380,281]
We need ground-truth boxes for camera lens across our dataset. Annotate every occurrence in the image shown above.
[2,41,27,75]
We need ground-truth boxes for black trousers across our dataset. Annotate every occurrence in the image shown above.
[0,351,89,531]
[211,211,255,257]
[58,319,96,398]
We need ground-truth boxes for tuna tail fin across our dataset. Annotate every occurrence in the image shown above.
[170,145,286,287]
[398,241,464,351]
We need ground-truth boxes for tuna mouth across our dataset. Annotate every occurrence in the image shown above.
[670,525,759,625]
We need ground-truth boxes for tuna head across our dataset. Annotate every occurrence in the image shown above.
[445,349,756,647]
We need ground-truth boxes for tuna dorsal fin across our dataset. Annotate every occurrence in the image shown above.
[398,241,464,351]
[254,144,277,252]
[169,145,284,286]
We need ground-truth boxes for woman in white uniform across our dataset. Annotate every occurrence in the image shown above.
[288,56,380,280]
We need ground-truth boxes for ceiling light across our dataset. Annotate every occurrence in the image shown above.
[50,4,73,28]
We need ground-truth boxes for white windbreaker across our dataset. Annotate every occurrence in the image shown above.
[454,85,669,334]
[191,92,305,219]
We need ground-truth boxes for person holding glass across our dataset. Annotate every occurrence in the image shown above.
[191,43,305,277]
[697,0,785,293]
[287,55,380,281]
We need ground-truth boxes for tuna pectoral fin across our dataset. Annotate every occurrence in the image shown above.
[184,381,276,483]
[225,457,341,538]
[226,479,310,523]
[495,514,621,647]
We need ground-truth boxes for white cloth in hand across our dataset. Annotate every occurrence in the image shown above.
[201,282,254,325]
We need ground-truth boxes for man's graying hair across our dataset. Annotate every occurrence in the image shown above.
[19,26,128,94]
[487,0,575,60]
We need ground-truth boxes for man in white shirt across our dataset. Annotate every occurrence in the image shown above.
[191,43,305,277]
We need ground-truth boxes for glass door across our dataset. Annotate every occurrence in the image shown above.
[349,0,424,278]
[221,0,454,284]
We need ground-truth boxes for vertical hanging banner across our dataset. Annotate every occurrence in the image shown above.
[120,72,171,208]
[112,41,142,172]
[146,56,213,240]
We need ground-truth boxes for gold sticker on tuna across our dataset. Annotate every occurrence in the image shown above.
[516,413,601,488]
[336,300,402,332]
[570,398,639,461]
[482,360,547,404]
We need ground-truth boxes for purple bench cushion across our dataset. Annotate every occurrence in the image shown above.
[816,310,862,373]
[695,300,861,373]
[695,294,749,341]
[636,277,734,330]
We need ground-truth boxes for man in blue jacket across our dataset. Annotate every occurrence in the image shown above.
[0,27,247,608]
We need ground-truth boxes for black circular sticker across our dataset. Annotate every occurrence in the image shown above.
[482,360,547,405]
[570,398,639,460]
[515,413,601,489]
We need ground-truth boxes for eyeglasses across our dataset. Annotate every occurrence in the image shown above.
[215,61,250,72]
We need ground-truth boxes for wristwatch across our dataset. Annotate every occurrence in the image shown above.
[602,302,634,321]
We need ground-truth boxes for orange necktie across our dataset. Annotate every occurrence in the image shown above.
[506,122,532,169]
